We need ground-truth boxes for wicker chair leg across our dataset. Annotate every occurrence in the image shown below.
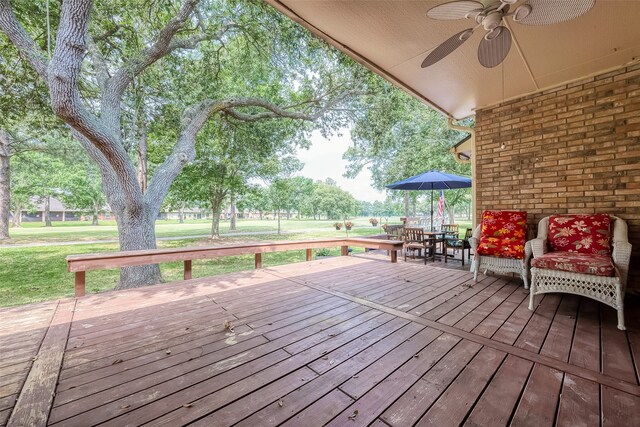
[473,259,479,283]
[616,286,626,330]
[528,276,537,310]
[521,267,529,290]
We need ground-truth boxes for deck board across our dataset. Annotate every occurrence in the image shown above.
[0,255,639,426]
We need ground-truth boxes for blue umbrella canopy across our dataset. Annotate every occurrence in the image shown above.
[386,170,472,230]
[386,170,472,191]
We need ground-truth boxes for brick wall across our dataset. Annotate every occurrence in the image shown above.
[475,62,640,292]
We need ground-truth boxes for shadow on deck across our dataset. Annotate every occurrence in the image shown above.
[1,254,638,426]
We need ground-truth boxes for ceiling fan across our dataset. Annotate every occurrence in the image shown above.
[422,0,595,68]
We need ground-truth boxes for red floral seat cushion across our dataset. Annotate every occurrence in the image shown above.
[548,214,611,256]
[477,210,527,259]
[531,251,615,277]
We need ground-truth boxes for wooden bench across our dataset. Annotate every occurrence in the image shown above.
[66,238,403,297]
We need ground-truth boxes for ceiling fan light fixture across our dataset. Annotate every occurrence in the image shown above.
[459,29,474,41]
[484,26,502,40]
[513,4,532,22]
[465,8,484,19]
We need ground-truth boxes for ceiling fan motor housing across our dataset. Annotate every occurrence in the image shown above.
[481,11,503,30]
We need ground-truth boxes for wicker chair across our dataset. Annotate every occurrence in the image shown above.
[404,227,435,264]
[528,214,631,330]
[470,210,531,288]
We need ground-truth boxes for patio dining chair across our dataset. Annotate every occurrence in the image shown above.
[441,224,459,238]
[403,227,435,264]
[383,224,404,241]
[528,214,631,330]
[445,227,472,266]
[470,210,530,288]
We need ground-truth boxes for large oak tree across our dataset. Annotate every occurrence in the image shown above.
[0,0,363,287]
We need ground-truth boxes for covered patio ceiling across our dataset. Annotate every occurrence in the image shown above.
[266,0,640,119]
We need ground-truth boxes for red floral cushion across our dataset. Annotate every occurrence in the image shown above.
[477,210,527,259]
[531,251,615,277]
[548,214,611,255]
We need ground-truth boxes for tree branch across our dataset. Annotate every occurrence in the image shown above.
[101,0,202,128]
[86,34,110,91]
[144,90,361,214]
[0,0,49,79]
[70,129,125,214]
[47,0,143,212]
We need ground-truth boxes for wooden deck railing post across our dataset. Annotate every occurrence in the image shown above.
[184,260,192,280]
[390,250,398,263]
[306,249,312,261]
[255,253,262,269]
[341,245,349,256]
[75,272,85,297]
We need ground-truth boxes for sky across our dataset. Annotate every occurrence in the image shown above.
[295,130,387,203]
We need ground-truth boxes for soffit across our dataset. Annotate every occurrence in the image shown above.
[266,0,640,119]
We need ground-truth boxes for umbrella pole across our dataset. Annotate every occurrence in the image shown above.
[430,189,434,231]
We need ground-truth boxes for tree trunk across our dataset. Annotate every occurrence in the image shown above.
[11,203,21,228]
[404,191,409,219]
[448,206,456,225]
[115,209,163,289]
[44,196,52,227]
[286,209,291,220]
[137,112,148,193]
[0,130,10,240]
[92,202,99,225]
[229,194,236,231]
[412,197,416,218]
[277,207,281,235]
[259,210,263,220]
[209,192,225,239]
[178,205,184,224]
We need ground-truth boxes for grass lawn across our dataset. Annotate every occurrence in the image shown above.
[0,229,379,307]
[0,219,473,307]
[3,217,401,244]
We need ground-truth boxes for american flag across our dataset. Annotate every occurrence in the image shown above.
[437,190,445,226]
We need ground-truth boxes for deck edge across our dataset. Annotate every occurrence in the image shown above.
[7,300,75,427]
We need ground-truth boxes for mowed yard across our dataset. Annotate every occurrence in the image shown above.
[0,217,472,307]
[0,218,384,307]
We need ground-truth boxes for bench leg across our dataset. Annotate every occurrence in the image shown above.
[184,260,192,280]
[306,249,312,261]
[255,253,262,269]
[75,271,85,298]
[391,250,397,263]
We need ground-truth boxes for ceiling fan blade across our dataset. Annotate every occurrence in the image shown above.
[513,0,595,26]
[422,28,474,68]
[427,1,483,20]
[477,26,512,68]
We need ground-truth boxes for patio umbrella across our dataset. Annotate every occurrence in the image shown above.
[386,170,472,230]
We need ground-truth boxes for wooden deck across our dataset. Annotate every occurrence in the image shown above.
[1,254,639,426]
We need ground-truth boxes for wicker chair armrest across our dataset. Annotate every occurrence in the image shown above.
[524,240,532,264]
[613,241,632,287]
[470,225,481,251]
[469,236,479,252]
[530,238,547,258]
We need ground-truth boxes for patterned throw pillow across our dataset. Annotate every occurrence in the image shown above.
[477,210,527,259]
[547,214,611,255]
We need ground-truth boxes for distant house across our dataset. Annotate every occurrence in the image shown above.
[157,208,211,221]
[17,197,88,223]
